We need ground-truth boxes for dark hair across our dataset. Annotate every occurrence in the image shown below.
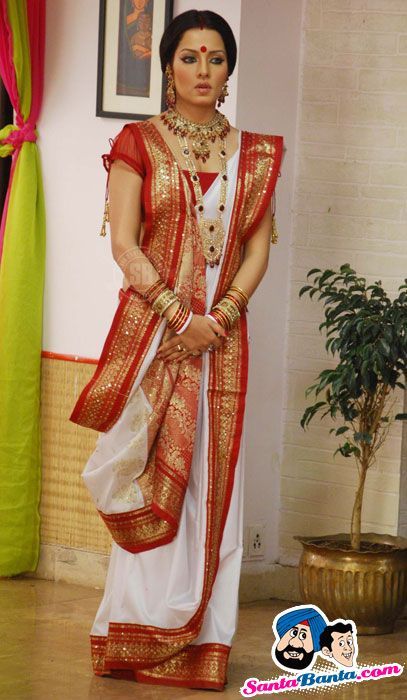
[320,622,353,651]
[159,10,237,76]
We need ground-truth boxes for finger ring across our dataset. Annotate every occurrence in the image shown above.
[177,344,183,352]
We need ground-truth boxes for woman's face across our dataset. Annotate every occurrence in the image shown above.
[171,28,229,109]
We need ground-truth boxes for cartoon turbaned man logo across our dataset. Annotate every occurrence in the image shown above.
[271,605,329,672]
[320,619,358,668]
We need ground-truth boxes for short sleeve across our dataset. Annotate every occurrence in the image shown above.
[102,124,145,178]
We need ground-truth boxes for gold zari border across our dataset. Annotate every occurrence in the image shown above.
[91,634,231,690]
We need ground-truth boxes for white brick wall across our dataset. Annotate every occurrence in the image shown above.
[280,0,407,564]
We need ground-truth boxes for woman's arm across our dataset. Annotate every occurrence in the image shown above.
[108,159,182,321]
[228,202,273,299]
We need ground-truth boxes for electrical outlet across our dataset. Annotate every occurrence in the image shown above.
[247,524,265,559]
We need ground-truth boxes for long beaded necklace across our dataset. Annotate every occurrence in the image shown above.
[177,132,228,267]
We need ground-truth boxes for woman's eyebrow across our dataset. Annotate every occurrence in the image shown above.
[179,48,226,54]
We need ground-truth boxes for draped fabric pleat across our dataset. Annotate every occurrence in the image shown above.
[0,0,46,574]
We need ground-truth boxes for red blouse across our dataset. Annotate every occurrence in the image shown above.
[102,126,219,206]
[182,170,218,204]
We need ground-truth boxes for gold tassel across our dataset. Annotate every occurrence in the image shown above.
[271,214,279,244]
[99,197,109,237]
[270,190,279,244]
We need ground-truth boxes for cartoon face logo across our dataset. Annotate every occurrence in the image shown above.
[275,621,314,670]
[320,621,358,668]
[271,605,329,672]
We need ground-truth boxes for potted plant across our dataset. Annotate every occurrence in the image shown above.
[294,263,407,634]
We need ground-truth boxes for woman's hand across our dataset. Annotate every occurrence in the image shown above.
[156,315,227,362]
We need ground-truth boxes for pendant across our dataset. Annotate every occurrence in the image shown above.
[199,218,225,267]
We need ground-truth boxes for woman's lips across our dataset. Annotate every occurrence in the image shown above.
[195,86,211,93]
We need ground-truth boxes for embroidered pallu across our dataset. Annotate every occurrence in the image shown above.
[69,121,283,688]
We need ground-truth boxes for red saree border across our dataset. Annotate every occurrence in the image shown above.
[69,289,162,431]
[69,120,207,432]
[91,634,231,690]
[130,122,186,289]
[241,134,284,244]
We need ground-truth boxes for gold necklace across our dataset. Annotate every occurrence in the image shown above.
[161,107,230,163]
[177,132,228,267]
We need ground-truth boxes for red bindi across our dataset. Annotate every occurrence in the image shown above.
[200,45,207,53]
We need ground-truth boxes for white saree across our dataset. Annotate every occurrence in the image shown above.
[82,131,250,661]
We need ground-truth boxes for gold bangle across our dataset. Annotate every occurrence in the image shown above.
[151,289,179,316]
[229,284,249,304]
[212,297,240,329]
[228,287,249,309]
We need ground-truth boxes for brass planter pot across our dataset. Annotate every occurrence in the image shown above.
[294,533,407,635]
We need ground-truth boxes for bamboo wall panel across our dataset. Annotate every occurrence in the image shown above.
[40,356,111,554]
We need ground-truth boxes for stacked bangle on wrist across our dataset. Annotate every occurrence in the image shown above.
[143,278,193,334]
[229,285,249,310]
[143,279,178,316]
[167,303,193,334]
[210,284,250,331]
[142,278,166,304]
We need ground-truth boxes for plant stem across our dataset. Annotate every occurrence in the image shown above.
[350,461,368,550]
[350,383,390,550]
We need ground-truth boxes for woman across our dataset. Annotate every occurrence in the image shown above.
[70,9,284,691]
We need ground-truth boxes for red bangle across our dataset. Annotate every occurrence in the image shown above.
[167,303,191,333]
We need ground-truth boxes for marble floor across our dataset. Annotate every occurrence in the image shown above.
[0,577,405,699]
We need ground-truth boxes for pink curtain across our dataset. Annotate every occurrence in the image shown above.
[0,0,45,263]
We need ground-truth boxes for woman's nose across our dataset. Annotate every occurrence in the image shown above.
[197,62,209,77]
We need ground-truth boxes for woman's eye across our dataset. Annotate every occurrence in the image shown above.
[180,56,225,64]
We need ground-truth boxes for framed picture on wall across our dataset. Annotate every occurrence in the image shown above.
[96,0,174,120]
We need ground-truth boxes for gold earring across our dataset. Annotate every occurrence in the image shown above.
[217,81,229,108]
[165,64,176,108]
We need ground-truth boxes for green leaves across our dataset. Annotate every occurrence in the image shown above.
[299,265,407,397]
[334,442,361,459]
[300,401,327,429]
[354,432,373,444]
[329,425,349,436]
[299,263,407,468]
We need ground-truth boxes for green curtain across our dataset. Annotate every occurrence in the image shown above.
[0,0,45,574]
